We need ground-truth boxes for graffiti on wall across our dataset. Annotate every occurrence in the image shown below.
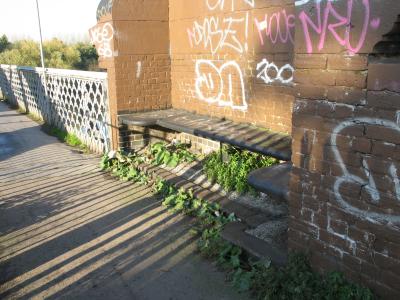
[297,0,380,54]
[256,59,294,85]
[255,0,380,54]
[331,118,400,224]
[187,0,381,109]
[187,14,249,55]
[206,0,254,11]
[195,60,247,111]
[299,0,376,53]
[90,23,114,58]
[254,9,295,46]
[96,0,113,21]
[188,0,254,110]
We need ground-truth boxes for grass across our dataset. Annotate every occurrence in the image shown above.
[9,103,89,152]
[47,126,88,151]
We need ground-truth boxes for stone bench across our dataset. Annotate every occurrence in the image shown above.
[119,109,292,201]
[119,109,292,161]
[247,162,292,202]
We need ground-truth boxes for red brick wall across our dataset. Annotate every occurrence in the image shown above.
[169,0,295,133]
[289,1,400,298]
[90,1,400,297]
[90,0,171,148]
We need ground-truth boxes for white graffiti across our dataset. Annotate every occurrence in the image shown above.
[206,0,255,11]
[187,13,249,55]
[90,22,114,58]
[295,0,311,6]
[195,60,247,111]
[332,118,400,223]
[136,61,142,79]
[96,0,113,20]
[295,0,339,6]
[256,59,294,85]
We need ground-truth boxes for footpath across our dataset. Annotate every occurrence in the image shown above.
[0,102,245,300]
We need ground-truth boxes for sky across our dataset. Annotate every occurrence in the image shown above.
[0,0,99,43]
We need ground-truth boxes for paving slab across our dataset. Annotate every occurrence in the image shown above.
[0,102,246,300]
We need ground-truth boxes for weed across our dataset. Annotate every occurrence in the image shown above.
[65,133,82,147]
[100,151,148,184]
[47,127,88,151]
[149,141,196,168]
[155,175,373,299]
[27,113,44,123]
[16,107,27,114]
[204,146,278,194]
[48,127,68,142]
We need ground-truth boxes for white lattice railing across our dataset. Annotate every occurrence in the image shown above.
[0,65,110,153]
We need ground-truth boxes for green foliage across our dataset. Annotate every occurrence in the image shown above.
[48,127,67,142]
[204,146,278,194]
[65,133,82,147]
[43,39,80,69]
[0,40,40,67]
[149,142,196,168]
[48,127,87,150]
[0,37,98,71]
[155,179,239,259]
[101,151,374,300]
[73,43,99,71]
[0,34,11,53]
[249,253,374,300]
[100,151,148,184]
[156,179,373,300]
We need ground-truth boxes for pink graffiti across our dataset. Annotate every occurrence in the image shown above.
[298,0,373,54]
[370,17,380,29]
[254,10,295,46]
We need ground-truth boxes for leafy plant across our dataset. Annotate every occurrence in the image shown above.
[249,253,374,300]
[100,151,148,184]
[204,146,278,194]
[155,178,373,299]
[150,142,196,168]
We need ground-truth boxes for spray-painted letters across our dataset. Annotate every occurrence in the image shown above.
[332,118,400,223]
[188,14,249,54]
[90,23,114,58]
[206,0,254,11]
[254,10,295,46]
[189,1,253,110]
[255,1,380,54]
[256,59,294,85]
[195,60,247,111]
[298,0,378,54]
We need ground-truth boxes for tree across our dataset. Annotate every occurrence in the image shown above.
[43,38,80,69]
[0,34,11,53]
[73,43,99,71]
[0,40,40,66]
[0,38,99,71]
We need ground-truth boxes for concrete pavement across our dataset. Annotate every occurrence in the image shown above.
[0,102,246,300]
